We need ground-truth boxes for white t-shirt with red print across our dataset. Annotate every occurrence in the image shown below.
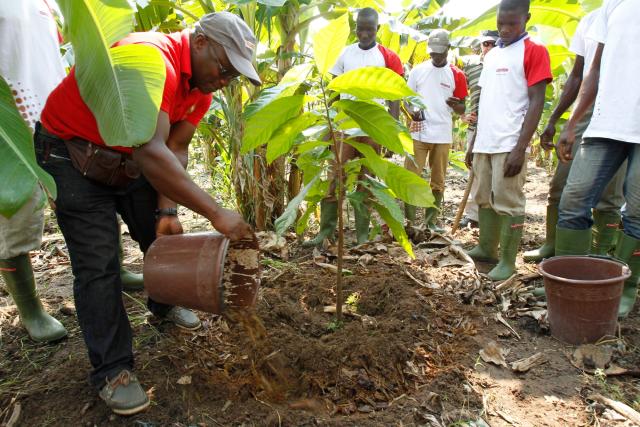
[569,8,600,76]
[583,0,640,144]
[473,34,552,154]
[407,61,468,144]
[0,0,65,132]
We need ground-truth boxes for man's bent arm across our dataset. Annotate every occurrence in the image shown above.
[547,55,584,125]
[157,120,197,211]
[566,43,602,129]
[134,112,219,221]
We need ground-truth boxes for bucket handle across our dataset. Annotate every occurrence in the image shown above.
[583,254,631,276]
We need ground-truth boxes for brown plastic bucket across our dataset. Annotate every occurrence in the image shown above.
[539,256,630,345]
[143,232,260,314]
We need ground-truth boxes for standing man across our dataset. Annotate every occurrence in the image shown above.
[523,7,625,262]
[0,0,68,343]
[404,29,468,232]
[466,0,552,281]
[303,7,404,246]
[459,30,499,229]
[556,0,640,317]
[36,12,259,414]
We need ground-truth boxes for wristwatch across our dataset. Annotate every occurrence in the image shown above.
[155,207,178,218]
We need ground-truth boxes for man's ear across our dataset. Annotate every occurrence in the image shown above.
[192,32,208,52]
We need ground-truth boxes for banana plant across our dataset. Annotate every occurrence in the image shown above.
[56,0,166,147]
[241,14,435,321]
[0,77,56,219]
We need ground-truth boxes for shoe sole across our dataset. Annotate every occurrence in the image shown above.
[172,321,202,331]
[110,399,150,416]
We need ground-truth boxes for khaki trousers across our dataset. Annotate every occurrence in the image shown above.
[473,152,528,216]
[404,140,450,193]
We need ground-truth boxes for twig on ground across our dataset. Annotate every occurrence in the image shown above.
[588,394,640,425]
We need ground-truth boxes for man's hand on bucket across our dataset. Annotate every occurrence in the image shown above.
[211,208,253,241]
[156,215,184,237]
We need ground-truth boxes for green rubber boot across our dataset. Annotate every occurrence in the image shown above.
[523,204,558,262]
[555,226,592,256]
[467,208,500,263]
[591,210,621,255]
[613,231,640,318]
[119,235,144,292]
[405,204,417,225]
[488,215,524,281]
[0,254,67,343]
[425,191,444,233]
[353,199,371,245]
[302,199,338,247]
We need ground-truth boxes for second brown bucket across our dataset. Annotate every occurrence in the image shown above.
[539,256,629,345]
[143,232,260,314]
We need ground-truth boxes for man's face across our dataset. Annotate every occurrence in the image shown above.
[430,50,448,67]
[190,33,240,93]
[481,40,496,56]
[356,16,378,49]
[496,9,529,45]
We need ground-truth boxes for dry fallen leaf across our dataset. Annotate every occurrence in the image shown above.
[479,340,510,368]
[177,375,192,385]
[571,344,613,370]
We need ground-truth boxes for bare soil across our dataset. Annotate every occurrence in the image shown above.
[1,161,639,426]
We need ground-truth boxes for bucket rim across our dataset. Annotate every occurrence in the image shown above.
[538,255,631,285]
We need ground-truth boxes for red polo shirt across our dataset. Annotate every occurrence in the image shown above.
[40,30,213,153]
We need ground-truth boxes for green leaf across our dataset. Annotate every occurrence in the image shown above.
[57,0,165,147]
[266,113,321,164]
[296,202,316,235]
[0,76,56,218]
[335,100,410,155]
[313,13,350,77]
[275,175,319,235]
[244,63,313,120]
[296,140,331,154]
[241,95,305,154]
[327,67,416,100]
[348,139,434,208]
[365,179,404,225]
[372,202,414,259]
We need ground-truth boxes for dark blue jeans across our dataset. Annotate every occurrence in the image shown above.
[34,126,171,388]
[558,137,640,238]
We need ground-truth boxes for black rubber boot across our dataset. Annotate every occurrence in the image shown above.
[302,199,338,247]
[0,254,67,342]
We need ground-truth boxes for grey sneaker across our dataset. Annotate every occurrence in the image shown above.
[164,307,201,330]
[99,370,150,416]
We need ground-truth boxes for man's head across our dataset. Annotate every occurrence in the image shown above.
[428,29,450,67]
[479,30,499,56]
[497,0,530,46]
[190,12,261,93]
[356,7,379,49]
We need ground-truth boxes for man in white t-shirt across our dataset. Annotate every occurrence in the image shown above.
[303,7,404,246]
[556,0,640,317]
[0,0,68,343]
[465,0,552,281]
[404,29,468,232]
[523,8,625,263]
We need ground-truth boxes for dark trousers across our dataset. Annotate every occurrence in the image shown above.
[34,126,171,388]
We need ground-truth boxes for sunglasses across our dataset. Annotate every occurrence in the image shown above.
[482,41,496,47]
[205,37,240,80]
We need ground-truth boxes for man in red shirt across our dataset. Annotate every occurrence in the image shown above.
[35,12,260,415]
